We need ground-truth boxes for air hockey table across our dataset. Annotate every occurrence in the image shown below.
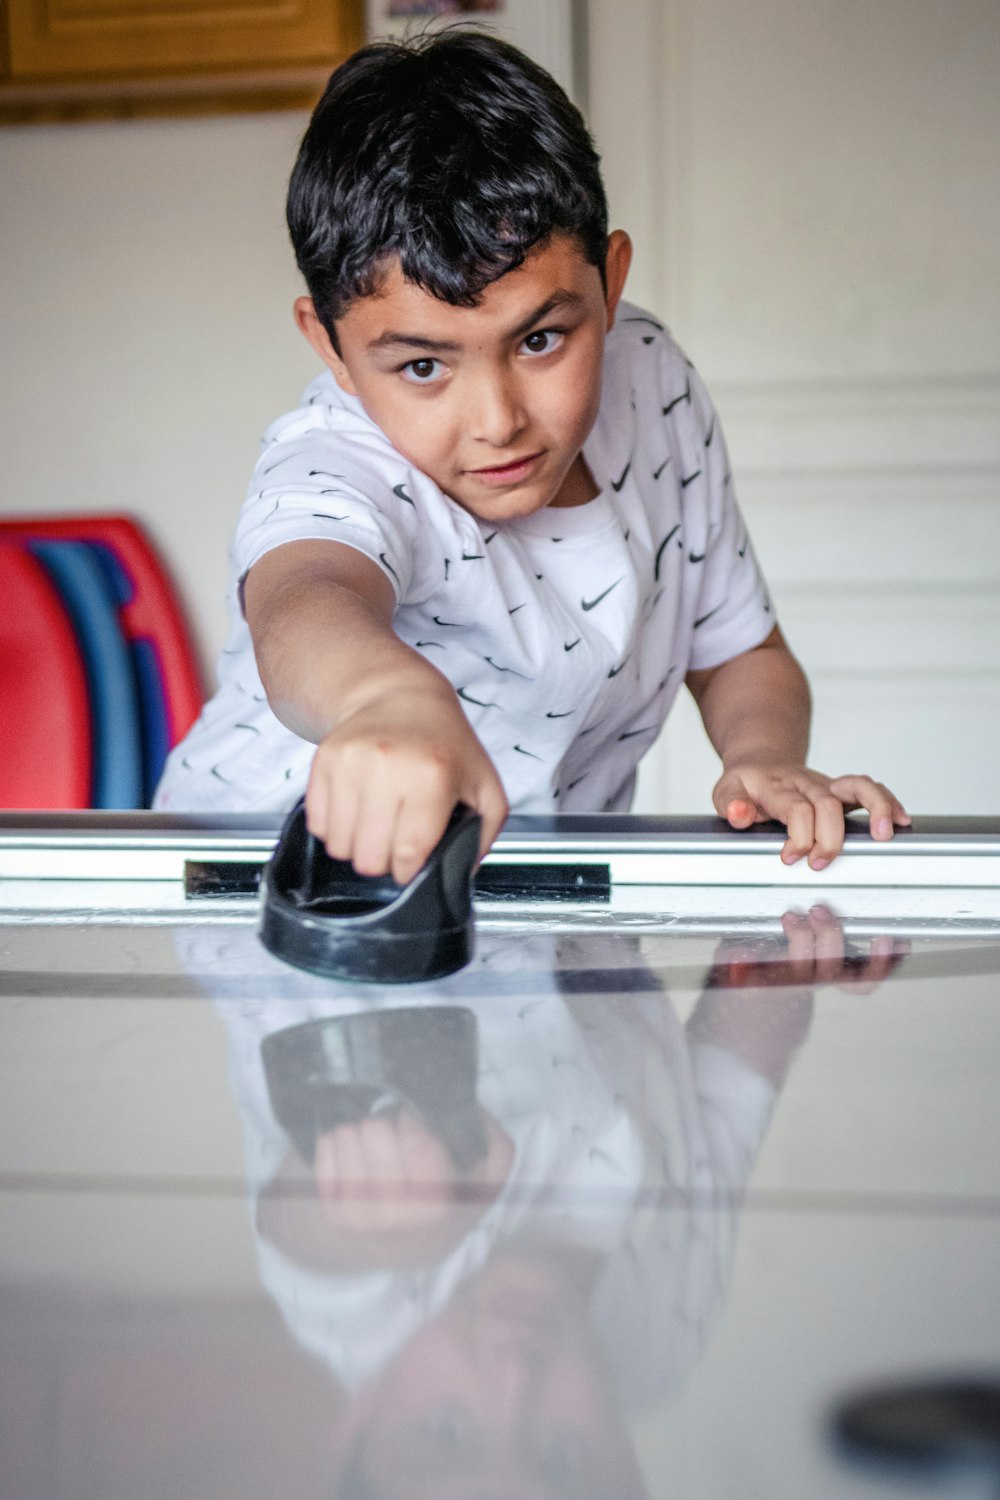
[1,810,999,1499]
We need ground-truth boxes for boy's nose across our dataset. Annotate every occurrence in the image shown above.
[469,375,528,449]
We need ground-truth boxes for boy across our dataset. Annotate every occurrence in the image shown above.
[155,29,909,882]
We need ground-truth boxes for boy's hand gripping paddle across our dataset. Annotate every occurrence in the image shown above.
[259,799,481,983]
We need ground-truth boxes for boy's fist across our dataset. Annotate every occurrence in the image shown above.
[305,682,508,885]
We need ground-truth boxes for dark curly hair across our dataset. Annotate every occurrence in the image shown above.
[287,29,609,339]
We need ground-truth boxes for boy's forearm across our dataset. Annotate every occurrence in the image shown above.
[244,550,454,745]
[687,627,811,771]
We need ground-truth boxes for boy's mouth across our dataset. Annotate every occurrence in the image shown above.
[467,451,545,487]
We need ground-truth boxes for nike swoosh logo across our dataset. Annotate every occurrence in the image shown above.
[680,469,702,488]
[687,550,706,563]
[513,744,543,760]
[433,615,461,627]
[312,511,349,522]
[611,460,632,492]
[308,469,346,480]
[694,603,724,629]
[379,553,400,584]
[653,525,680,581]
[485,656,533,680]
[508,603,526,615]
[608,654,632,678]
[618,726,655,741]
[704,416,716,447]
[581,577,623,612]
[738,532,748,558]
[546,710,574,719]
[662,381,691,416]
[461,551,483,561]
[457,687,499,708]
[564,638,581,652]
[392,483,416,506]
[415,640,444,650]
[566,773,588,790]
[653,457,671,480]
[484,531,498,544]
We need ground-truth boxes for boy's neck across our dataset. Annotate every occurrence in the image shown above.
[547,452,600,509]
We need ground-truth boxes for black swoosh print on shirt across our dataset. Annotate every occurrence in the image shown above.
[564,638,581,652]
[581,578,624,612]
[513,744,543,760]
[662,380,691,416]
[618,726,655,741]
[458,687,499,709]
[485,657,534,680]
[313,512,349,522]
[608,654,632,678]
[546,710,574,719]
[392,484,416,506]
[680,469,702,489]
[694,602,725,629]
[704,415,716,447]
[653,525,680,581]
[462,551,483,561]
[309,469,346,479]
[687,550,706,564]
[653,457,672,480]
[433,616,462,627]
[379,554,400,585]
[611,460,632,492]
[622,315,665,331]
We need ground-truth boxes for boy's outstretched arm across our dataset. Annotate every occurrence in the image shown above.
[685,625,910,869]
[243,540,509,884]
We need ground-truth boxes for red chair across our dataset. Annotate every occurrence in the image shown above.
[0,541,92,808]
[0,514,204,804]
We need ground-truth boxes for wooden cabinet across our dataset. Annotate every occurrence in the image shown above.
[0,0,364,123]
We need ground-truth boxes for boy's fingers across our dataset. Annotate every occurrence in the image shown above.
[724,795,760,829]
[829,775,910,840]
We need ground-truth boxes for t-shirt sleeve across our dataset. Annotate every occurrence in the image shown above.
[680,363,775,672]
[231,409,433,612]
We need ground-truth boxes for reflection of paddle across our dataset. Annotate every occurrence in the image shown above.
[262,1006,489,1173]
[834,1377,1000,1492]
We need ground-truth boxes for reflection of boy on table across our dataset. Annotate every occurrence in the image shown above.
[196,914,901,1498]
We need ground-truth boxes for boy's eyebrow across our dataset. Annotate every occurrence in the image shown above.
[366,290,586,354]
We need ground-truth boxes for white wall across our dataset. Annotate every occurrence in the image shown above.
[0,110,320,682]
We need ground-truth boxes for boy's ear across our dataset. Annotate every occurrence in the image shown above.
[293,296,357,396]
[603,230,634,329]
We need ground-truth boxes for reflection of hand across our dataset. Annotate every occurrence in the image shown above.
[709,904,910,995]
[692,908,910,1085]
[314,1106,459,1234]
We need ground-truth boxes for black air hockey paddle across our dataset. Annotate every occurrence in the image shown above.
[833,1376,1000,1492]
[259,798,481,983]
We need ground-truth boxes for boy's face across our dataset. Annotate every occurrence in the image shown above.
[295,231,632,525]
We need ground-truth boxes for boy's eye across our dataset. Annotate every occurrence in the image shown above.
[521,328,563,356]
[402,357,446,384]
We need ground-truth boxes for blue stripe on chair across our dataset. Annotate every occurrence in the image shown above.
[30,540,144,809]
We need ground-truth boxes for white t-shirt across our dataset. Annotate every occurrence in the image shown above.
[155,303,773,814]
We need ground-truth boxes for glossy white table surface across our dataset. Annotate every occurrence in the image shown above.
[1,813,998,1499]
